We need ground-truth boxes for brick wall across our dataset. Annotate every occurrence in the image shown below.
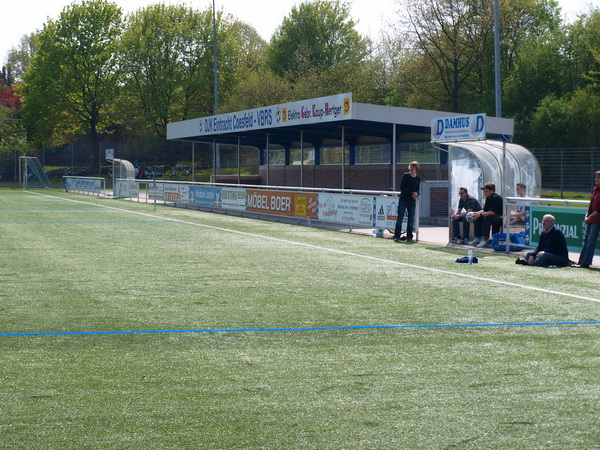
[429,186,448,217]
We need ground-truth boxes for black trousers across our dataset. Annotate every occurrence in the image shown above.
[474,215,503,240]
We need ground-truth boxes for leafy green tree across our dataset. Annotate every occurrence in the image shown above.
[398,0,494,112]
[395,0,565,114]
[20,0,123,168]
[0,87,31,158]
[503,31,568,122]
[223,69,291,111]
[525,9,600,147]
[119,5,250,136]
[4,33,38,84]
[267,0,369,83]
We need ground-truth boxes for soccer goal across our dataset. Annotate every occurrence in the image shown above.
[19,156,52,190]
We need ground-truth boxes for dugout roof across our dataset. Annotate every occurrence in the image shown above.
[166,93,515,148]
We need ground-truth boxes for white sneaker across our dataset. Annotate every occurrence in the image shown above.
[477,239,490,248]
[469,238,481,246]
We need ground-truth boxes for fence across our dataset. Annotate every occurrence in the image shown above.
[531,147,600,194]
[2,145,600,195]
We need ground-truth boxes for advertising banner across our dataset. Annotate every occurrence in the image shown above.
[188,186,221,207]
[164,184,184,203]
[221,188,247,211]
[115,180,139,198]
[64,177,102,194]
[431,114,486,142]
[318,194,373,226]
[168,93,352,139]
[147,182,165,200]
[528,206,599,252]
[374,196,401,229]
[244,190,318,218]
[293,193,318,219]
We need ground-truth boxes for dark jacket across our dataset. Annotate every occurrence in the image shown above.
[399,172,420,201]
[587,186,600,224]
[483,192,503,215]
[534,226,569,259]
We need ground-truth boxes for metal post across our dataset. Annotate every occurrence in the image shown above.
[213,139,217,184]
[560,148,564,198]
[213,0,219,115]
[266,134,270,186]
[237,136,241,184]
[341,126,345,190]
[392,124,397,190]
[494,0,502,117]
[502,140,509,253]
[300,130,304,188]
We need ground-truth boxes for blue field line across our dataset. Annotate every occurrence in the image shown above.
[2,320,599,338]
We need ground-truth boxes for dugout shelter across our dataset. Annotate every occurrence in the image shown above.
[167,94,542,231]
[166,93,517,193]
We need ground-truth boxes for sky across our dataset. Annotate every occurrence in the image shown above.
[1,0,598,65]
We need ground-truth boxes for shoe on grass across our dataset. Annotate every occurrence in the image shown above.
[477,239,490,248]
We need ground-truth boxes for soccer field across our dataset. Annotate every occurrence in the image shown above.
[1,188,599,448]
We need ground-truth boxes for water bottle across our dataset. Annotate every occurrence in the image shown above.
[468,249,473,265]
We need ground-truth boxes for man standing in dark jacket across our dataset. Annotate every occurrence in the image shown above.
[393,161,420,242]
[520,214,571,267]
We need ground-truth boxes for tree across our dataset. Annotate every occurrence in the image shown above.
[399,0,494,112]
[0,87,31,158]
[524,8,600,147]
[4,33,38,84]
[119,5,250,136]
[267,0,369,82]
[20,0,123,168]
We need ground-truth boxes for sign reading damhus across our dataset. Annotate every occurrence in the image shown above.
[167,93,352,139]
[431,114,486,142]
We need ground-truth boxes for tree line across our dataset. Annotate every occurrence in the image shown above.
[0,0,599,167]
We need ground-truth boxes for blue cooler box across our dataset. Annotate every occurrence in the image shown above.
[491,231,526,252]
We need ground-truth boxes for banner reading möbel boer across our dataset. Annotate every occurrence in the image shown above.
[245,190,318,219]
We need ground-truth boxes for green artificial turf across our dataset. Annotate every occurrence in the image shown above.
[1,188,599,448]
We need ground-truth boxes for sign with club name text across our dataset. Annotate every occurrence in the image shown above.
[431,114,486,143]
[167,93,352,139]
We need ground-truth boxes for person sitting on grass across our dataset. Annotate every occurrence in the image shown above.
[515,214,571,267]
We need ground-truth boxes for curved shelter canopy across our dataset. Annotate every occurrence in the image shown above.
[448,140,541,212]
[112,158,135,179]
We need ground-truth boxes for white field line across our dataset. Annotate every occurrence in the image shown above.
[30,191,600,304]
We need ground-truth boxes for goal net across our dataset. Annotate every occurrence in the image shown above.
[19,156,53,190]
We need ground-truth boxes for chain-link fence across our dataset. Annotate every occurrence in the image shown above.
[0,138,260,185]
[531,147,600,195]
[2,145,599,194]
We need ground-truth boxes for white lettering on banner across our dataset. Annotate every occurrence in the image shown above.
[270,196,291,212]
[247,193,268,209]
[533,217,579,239]
[431,113,486,142]
[173,94,351,138]
[246,193,291,212]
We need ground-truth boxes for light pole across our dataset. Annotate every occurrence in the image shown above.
[494,0,501,118]
[212,0,220,177]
